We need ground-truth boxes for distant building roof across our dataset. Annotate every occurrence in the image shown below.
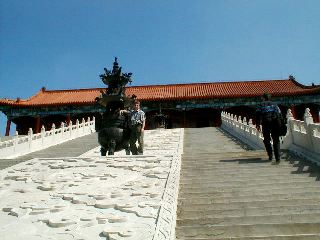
[0,78,319,107]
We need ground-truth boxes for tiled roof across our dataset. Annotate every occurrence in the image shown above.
[0,79,319,107]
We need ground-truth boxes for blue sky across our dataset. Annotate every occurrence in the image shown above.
[1,0,320,135]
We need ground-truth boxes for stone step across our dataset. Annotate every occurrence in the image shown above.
[182,159,315,164]
[182,158,315,168]
[180,181,318,189]
[178,190,320,205]
[181,151,266,158]
[177,204,320,219]
[178,234,320,240]
[181,154,296,160]
[181,157,267,162]
[15,132,99,160]
[180,166,288,171]
[177,212,320,226]
[183,157,313,165]
[175,223,320,239]
[0,133,99,170]
[181,167,318,175]
[181,178,316,185]
[180,161,313,168]
[180,176,317,183]
[179,182,320,191]
[180,175,319,189]
[180,167,316,175]
[179,187,320,199]
[177,198,320,211]
[181,160,302,165]
[180,169,318,182]
[180,177,318,184]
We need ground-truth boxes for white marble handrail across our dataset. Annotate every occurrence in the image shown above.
[221,108,320,165]
[0,117,95,159]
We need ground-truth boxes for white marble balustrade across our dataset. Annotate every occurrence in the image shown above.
[221,109,320,164]
[0,117,95,159]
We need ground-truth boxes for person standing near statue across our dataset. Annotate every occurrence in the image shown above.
[255,93,282,164]
[121,100,146,155]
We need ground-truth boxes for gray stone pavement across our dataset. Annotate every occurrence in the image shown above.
[176,127,320,240]
[0,133,99,170]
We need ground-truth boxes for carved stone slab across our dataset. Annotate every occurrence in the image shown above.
[0,128,183,240]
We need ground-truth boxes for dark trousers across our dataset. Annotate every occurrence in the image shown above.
[262,122,280,161]
[129,125,144,155]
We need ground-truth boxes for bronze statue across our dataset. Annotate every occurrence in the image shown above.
[95,58,135,155]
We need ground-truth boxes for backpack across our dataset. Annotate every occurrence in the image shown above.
[259,103,287,136]
[260,104,280,123]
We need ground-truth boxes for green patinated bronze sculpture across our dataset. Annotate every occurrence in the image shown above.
[95,58,135,155]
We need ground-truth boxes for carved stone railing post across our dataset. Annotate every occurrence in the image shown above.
[248,119,253,126]
[82,118,86,133]
[51,123,56,143]
[75,119,80,138]
[61,122,65,139]
[240,116,244,131]
[304,108,316,152]
[13,131,18,153]
[92,117,95,131]
[304,108,314,125]
[233,115,238,132]
[40,125,45,145]
[69,121,73,138]
[28,128,33,150]
[282,109,294,148]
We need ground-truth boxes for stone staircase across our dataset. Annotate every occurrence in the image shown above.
[0,132,99,170]
[176,127,320,240]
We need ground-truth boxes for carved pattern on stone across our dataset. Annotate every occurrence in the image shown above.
[0,128,184,240]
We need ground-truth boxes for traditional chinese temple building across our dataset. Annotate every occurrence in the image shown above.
[0,76,319,135]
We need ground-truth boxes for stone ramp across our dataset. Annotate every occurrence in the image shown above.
[0,132,99,170]
[176,127,320,240]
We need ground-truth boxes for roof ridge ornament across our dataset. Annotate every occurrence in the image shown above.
[289,75,295,81]
[112,57,120,74]
[99,57,132,97]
